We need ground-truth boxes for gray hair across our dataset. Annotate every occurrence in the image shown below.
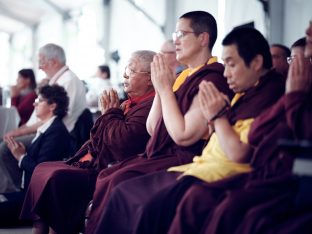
[131,50,156,72]
[39,43,66,65]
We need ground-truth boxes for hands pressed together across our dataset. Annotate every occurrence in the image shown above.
[150,53,176,94]
[198,81,230,124]
[98,89,120,115]
[286,53,312,94]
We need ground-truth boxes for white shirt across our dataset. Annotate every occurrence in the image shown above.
[86,78,112,112]
[27,66,87,132]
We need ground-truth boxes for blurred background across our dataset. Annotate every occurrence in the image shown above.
[0,0,310,87]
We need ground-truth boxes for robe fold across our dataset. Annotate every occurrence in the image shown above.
[20,96,154,234]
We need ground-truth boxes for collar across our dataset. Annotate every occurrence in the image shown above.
[173,56,218,92]
[37,116,57,134]
[49,66,69,84]
[123,91,155,114]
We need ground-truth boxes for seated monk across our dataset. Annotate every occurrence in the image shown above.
[167,24,312,234]
[20,50,156,234]
[91,25,285,234]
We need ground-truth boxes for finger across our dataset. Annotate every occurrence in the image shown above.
[221,93,231,105]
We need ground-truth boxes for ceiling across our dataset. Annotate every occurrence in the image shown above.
[0,0,94,34]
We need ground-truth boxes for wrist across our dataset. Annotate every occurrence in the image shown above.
[207,102,230,125]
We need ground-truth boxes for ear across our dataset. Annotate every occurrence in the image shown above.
[199,32,210,47]
[251,54,263,71]
[147,76,153,86]
[49,103,57,113]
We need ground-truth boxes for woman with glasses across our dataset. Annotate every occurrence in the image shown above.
[0,84,72,226]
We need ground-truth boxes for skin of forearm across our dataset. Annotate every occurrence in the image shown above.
[214,117,250,163]
[158,90,207,146]
[146,94,162,136]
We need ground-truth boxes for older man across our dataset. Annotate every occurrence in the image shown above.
[270,43,291,78]
[0,43,87,193]
[160,39,185,74]
[20,50,156,234]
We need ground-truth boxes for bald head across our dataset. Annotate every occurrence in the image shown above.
[160,40,181,72]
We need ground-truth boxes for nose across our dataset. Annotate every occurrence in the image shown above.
[223,66,230,79]
[306,22,312,37]
[123,72,129,79]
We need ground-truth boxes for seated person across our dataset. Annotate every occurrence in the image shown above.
[11,69,37,126]
[270,43,291,78]
[20,50,156,234]
[93,27,285,234]
[0,84,72,226]
[85,65,113,112]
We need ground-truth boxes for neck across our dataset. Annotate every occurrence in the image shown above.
[186,50,212,69]
[46,65,65,79]
[38,113,54,123]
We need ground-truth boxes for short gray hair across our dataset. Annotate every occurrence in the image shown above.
[131,50,156,72]
[39,43,66,65]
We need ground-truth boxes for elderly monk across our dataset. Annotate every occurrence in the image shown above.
[20,50,156,234]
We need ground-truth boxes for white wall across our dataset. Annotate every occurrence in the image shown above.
[284,0,312,47]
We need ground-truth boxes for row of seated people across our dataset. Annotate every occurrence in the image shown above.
[1,10,311,234]
[0,33,180,228]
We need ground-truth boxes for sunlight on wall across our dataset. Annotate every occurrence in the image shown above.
[0,33,10,87]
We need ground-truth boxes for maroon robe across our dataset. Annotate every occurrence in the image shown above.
[11,90,37,126]
[170,90,312,234]
[93,70,285,234]
[85,62,234,234]
[20,96,154,234]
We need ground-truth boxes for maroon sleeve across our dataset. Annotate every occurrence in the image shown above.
[284,91,312,139]
[99,102,151,156]
[11,92,37,125]
[248,97,285,147]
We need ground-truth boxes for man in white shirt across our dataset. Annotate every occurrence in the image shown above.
[0,43,87,192]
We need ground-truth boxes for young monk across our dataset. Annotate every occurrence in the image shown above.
[84,11,234,234]
[93,28,285,234]
[168,24,312,234]
[20,50,157,234]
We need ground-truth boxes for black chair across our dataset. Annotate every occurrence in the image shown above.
[279,139,312,208]
[70,108,94,153]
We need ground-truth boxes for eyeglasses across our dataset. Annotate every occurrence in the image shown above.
[34,97,47,105]
[172,30,199,41]
[124,66,150,77]
[287,56,312,64]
